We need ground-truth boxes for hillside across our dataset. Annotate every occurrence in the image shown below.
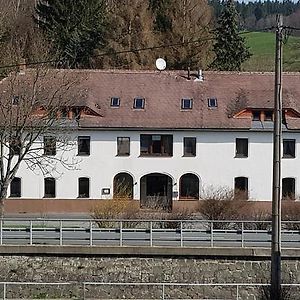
[242,31,300,72]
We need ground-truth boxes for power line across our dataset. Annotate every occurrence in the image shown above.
[0,27,275,70]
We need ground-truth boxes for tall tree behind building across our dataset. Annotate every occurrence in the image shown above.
[151,0,213,69]
[210,0,251,71]
[35,0,107,68]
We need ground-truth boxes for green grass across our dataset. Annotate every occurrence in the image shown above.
[242,31,300,72]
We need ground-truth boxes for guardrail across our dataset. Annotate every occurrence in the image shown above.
[0,218,299,248]
[1,281,300,299]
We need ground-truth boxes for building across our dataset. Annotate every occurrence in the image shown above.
[4,69,300,211]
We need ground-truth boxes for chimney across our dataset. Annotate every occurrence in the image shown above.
[19,58,26,75]
[187,67,191,80]
[197,69,204,81]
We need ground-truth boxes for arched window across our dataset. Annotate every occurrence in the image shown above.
[282,178,295,200]
[10,177,21,197]
[113,173,133,199]
[78,177,89,198]
[234,177,248,199]
[179,174,199,199]
[44,178,56,198]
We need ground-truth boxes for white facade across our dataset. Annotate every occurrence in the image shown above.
[12,129,300,201]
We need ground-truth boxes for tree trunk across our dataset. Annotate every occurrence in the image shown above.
[0,186,8,218]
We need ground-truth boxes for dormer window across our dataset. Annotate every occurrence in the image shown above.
[111,97,120,107]
[12,96,20,105]
[181,98,193,109]
[134,97,145,109]
[252,111,260,121]
[208,98,217,108]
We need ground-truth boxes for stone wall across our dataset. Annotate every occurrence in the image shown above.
[0,255,299,299]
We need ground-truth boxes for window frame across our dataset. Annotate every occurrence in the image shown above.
[283,139,296,158]
[110,97,120,107]
[235,138,248,158]
[208,98,218,108]
[44,177,56,198]
[133,97,145,109]
[140,134,173,157]
[43,136,57,156]
[183,137,196,157]
[117,137,130,156]
[181,98,193,110]
[78,136,91,156]
[78,177,90,198]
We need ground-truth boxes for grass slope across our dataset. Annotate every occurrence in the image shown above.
[242,31,300,72]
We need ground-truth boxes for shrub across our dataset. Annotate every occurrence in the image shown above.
[282,201,300,230]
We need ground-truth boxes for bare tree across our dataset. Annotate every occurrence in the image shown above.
[0,67,84,216]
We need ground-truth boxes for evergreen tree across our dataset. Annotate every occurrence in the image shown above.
[210,0,251,71]
[35,0,107,68]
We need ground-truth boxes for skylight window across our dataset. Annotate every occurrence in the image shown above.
[181,98,193,109]
[12,96,20,105]
[134,97,145,109]
[208,98,218,108]
[110,97,120,107]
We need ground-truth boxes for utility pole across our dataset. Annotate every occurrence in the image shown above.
[271,14,283,300]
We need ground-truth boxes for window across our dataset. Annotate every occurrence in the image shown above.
[235,138,248,158]
[252,111,260,121]
[179,174,199,199]
[140,134,173,156]
[9,138,21,156]
[134,97,145,109]
[78,177,89,198]
[183,137,196,156]
[265,111,273,121]
[78,136,90,155]
[282,178,295,200]
[10,177,21,197]
[181,98,193,109]
[117,137,130,156]
[111,97,120,107]
[234,177,248,199]
[44,136,56,156]
[44,178,55,198]
[283,139,295,158]
[208,98,218,108]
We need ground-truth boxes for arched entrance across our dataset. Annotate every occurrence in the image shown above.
[140,173,172,211]
[179,173,199,199]
[113,173,134,199]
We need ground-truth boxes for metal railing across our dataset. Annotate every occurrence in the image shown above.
[1,281,300,299]
[0,218,299,248]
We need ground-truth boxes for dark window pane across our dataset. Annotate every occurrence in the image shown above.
[117,137,130,156]
[111,97,120,107]
[44,136,56,155]
[282,178,295,200]
[234,177,248,199]
[79,177,89,198]
[140,135,151,154]
[265,111,273,121]
[140,134,173,156]
[184,137,196,156]
[252,111,260,121]
[180,174,199,199]
[113,173,133,198]
[283,139,295,158]
[235,138,248,158]
[78,136,90,155]
[44,178,55,198]
[10,177,21,197]
[208,98,218,107]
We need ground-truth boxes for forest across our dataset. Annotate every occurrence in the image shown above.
[0,0,300,73]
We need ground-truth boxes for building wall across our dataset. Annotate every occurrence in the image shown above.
[12,130,300,201]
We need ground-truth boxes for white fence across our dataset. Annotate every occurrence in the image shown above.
[0,218,300,248]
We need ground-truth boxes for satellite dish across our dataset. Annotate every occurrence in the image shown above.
[156,58,166,71]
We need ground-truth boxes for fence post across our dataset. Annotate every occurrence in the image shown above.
[83,282,86,300]
[0,219,3,245]
[210,221,214,247]
[3,282,6,300]
[59,221,63,246]
[120,221,123,246]
[89,221,93,246]
[241,222,244,248]
[180,221,183,247]
[29,220,33,245]
[236,285,239,300]
[150,221,153,247]
[162,283,165,300]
